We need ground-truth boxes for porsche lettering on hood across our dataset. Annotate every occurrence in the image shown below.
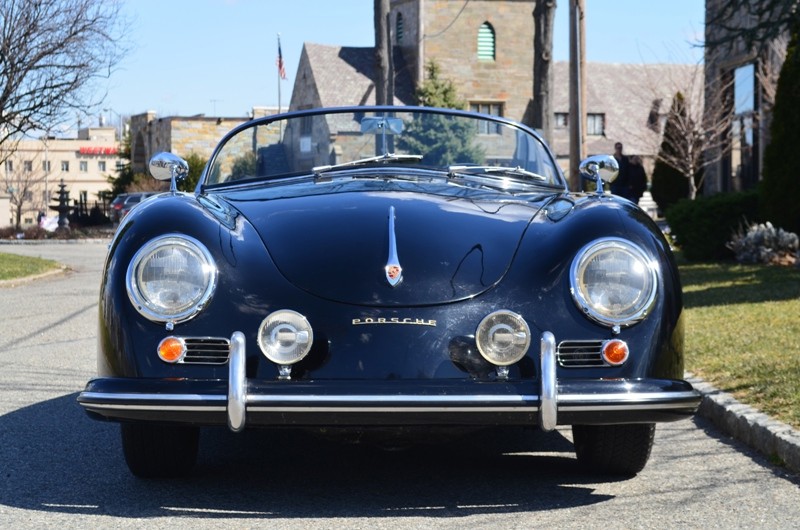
[227,190,543,307]
[352,317,437,326]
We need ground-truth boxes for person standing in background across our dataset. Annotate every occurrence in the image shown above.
[610,142,631,200]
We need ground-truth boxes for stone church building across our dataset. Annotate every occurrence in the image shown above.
[129,0,699,179]
[288,0,698,171]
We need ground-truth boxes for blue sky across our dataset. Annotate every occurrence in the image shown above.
[100,0,705,121]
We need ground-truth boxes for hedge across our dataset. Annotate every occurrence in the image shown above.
[665,190,760,261]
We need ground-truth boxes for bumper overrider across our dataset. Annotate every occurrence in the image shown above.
[78,332,701,430]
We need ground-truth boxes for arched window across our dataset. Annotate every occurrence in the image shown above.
[396,12,404,44]
[477,22,495,61]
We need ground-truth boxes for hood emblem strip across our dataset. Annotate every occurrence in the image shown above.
[385,206,403,287]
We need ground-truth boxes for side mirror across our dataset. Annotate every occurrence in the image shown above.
[579,155,619,194]
[149,152,189,193]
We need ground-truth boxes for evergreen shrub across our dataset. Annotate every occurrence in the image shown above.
[761,24,800,235]
[665,190,760,261]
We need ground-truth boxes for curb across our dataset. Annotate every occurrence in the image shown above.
[0,265,69,288]
[0,238,111,245]
[688,374,800,474]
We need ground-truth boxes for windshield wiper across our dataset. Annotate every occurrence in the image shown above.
[313,153,423,175]
[448,165,547,181]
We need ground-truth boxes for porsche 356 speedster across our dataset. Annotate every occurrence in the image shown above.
[78,106,700,477]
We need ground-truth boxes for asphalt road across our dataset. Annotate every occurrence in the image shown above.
[1,242,799,529]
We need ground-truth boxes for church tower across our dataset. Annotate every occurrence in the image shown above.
[390,0,535,123]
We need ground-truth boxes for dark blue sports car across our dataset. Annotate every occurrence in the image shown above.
[79,106,700,477]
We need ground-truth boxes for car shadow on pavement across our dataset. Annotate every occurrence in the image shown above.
[0,393,624,519]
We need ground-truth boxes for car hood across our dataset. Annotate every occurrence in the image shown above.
[222,185,551,306]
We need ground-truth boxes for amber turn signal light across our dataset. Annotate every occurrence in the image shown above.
[602,339,629,366]
[158,336,186,363]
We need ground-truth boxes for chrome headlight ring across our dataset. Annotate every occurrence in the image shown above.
[569,237,659,328]
[126,234,218,325]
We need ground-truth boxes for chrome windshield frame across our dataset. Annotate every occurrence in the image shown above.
[201,106,568,192]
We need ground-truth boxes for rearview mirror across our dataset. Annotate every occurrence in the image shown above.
[360,117,404,135]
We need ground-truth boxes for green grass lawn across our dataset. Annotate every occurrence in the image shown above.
[681,260,800,430]
[0,252,62,281]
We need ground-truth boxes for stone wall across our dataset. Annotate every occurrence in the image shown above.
[703,0,789,195]
[130,114,250,174]
[393,0,534,122]
[288,45,322,110]
[392,0,423,86]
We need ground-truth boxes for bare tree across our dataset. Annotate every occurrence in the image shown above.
[0,0,128,163]
[705,0,798,52]
[531,0,556,144]
[1,154,47,230]
[374,0,391,105]
[660,93,710,200]
[669,78,737,200]
[619,61,736,200]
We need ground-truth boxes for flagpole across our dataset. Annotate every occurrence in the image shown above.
[277,33,282,115]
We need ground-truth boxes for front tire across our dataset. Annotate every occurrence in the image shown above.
[572,423,655,476]
[121,423,200,478]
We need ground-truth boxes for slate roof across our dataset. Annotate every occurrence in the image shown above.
[551,61,703,157]
[292,42,416,109]
[293,44,702,159]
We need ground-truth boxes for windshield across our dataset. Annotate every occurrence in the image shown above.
[205,107,564,188]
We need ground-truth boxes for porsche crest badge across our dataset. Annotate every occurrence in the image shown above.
[385,206,403,287]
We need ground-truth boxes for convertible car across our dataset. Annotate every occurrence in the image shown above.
[78,106,700,478]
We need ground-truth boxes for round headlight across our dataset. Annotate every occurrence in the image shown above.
[257,310,314,365]
[126,235,217,324]
[570,238,658,327]
[475,310,531,366]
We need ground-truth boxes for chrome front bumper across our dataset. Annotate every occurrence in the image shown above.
[227,330,559,432]
[78,331,701,430]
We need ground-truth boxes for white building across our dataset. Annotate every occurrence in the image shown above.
[2,127,121,228]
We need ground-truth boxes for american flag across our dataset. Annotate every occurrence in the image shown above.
[276,37,287,80]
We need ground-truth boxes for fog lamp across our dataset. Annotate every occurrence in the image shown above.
[158,336,186,363]
[602,339,629,366]
[475,310,531,366]
[257,310,314,365]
